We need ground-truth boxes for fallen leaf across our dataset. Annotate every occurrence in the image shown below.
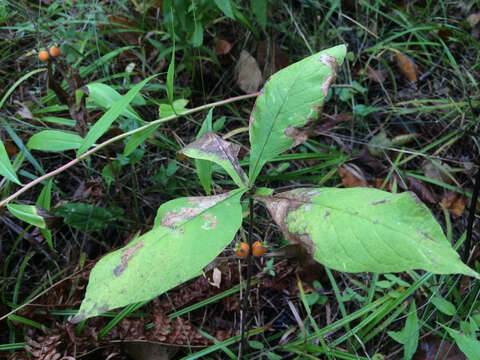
[395,51,418,83]
[467,13,480,27]
[206,267,222,288]
[413,336,466,360]
[405,175,436,204]
[257,40,290,78]
[422,160,455,185]
[338,164,368,188]
[2,140,17,157]
[441,192,466,218]
[14,101,33,120]
[235,50,262,93]
[215,39,232,55]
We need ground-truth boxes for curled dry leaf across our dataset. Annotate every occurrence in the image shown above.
[394,51,418,83]
[338,163,368,188]
[441,192,466,218]
[179,131,248,188]
[404,175,436,204]
[235,50,262,94]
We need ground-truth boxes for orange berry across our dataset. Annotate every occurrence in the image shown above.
[235,242,249,258]
[49,45,61,57]
[38,50,49,62]
[252,241,266,257]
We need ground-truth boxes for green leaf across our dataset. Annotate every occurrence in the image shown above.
[77,75,157,156]
[179,131,248,188]
[387,300,418,360]
[214,0,234,19]
[248,44,346,183]
[404,300,419,360]
[251,0,267,31]
[55,203,124,231]
[431,296,456,316]
[195,108,214,194]
[257,187,480,278]
[443,325,480,359]
[123,100,189,157]
[7,204,48,229]
[86,83,143,122]
[71,189,245,322]
[36,179,54,249]
[27,130,84,152]
[248,340,264,350]
[0,140,21,184]
[191,22,204,47]
[166,46,175,105]
[159,99,189,118]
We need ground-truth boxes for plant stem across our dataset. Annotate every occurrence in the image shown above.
[0,93,258,208]
[239,193,255,357]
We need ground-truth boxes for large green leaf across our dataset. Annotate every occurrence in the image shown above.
[257,187,479,278]
[71,189,245,322]
[27,130,84,152]
[179,131,248,188]
[248,44,346,183]
[0,140,21,185]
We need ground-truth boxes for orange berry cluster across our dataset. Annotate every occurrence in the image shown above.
[235,241,266,258]
[38,45,61,61]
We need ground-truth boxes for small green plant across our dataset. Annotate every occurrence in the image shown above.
[1,44,478,330]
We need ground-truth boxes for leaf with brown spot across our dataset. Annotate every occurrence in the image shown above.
[256,187,479,278]
[249,45,346,182]
[395,51,418,83]
[235,50,262,94]
[178,131,248,188]
[72,189,246,323]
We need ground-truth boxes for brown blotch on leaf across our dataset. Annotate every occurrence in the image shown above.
[256,189,318,256]
[179,132,247,184]
[114,239,144,277]
[318,53,339,97]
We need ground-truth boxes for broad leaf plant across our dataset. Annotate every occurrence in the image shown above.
[1,45,477,323]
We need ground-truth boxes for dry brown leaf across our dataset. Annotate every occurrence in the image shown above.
[3,140,17,157]
[413,336,465,360]
[364,65,386,83]
[235,50,262,93]
[441,192,466,218]
[467,13,480,27]
[405,175,436,204]
[215,39,232,55]
[338,164,368,188]
[395,52,418,82]
[422,160,455,185]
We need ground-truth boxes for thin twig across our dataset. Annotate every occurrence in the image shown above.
[465,166,480,263]
[0,92,259,208]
